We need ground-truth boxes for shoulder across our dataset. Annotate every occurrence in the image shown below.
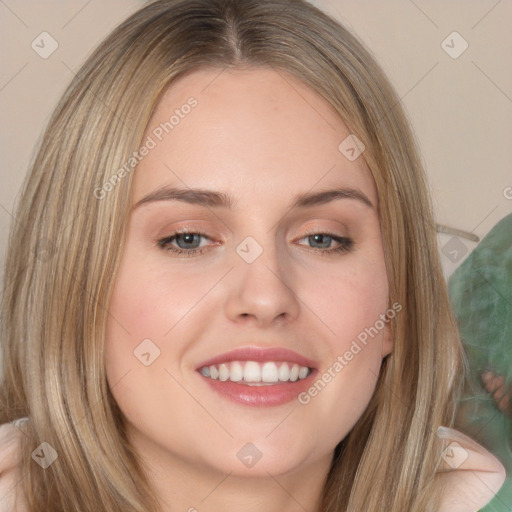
[0,418,29,512]
[0,420,506,512]
[436,426,507,512]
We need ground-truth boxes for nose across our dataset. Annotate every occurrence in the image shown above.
[224,239,301,328]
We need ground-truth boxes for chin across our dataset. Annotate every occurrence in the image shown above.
[201,438,320,478]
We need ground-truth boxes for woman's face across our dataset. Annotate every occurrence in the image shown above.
[105,67,393,480]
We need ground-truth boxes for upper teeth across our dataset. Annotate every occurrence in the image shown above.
[199,361,311,384]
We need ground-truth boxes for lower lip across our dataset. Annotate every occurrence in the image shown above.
[198,371,317,407]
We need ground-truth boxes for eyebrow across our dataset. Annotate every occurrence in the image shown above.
[132,185,374,211]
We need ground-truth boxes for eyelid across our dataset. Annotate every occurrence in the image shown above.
[296,226,346,239]
[294,230,354,253]
[157,233,354,260]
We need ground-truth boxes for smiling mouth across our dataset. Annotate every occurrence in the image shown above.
[199,360,312,385]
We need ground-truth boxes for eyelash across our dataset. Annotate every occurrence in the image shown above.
[156,229,355,257]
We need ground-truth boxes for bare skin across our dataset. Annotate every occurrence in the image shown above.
[482,371,511,416]
[104,68,393,512]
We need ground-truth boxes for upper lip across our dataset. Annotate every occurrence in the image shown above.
[195,346,318,370]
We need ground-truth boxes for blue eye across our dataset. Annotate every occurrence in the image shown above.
[296,232,354,255]
[157,231,212,256]
[156,230,355,257]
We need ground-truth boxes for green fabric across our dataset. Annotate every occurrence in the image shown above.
[448,212,512,512]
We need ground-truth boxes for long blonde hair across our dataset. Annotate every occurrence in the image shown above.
[0,1,464,510]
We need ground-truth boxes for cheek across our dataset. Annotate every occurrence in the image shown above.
[296,253,389,438]
[103,254,170,391]
[103,259,195,433]
[308,268,388,386]
[105,255,214,342]
[103,250,224,393]
[306,255,389,349]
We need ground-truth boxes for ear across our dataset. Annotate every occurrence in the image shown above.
[381,320,394,358]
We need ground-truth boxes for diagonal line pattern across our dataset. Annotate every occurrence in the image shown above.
[472,0,502,29]
[69,367,133,431]
[264,265,337,336]
[0,468,28,508]
[0,0,29,28]
[163,267,235,337]
[0,202,18,225]
[200,471,233,502]
[0,62,29,93]
[61,0,92,30]
[265,406,297,438]
[377,61,439,125]
[2,3,509,507]
[470,469,509,508]
[200,66,229,93]
[470,205,499,238]
[164,368,234,438]
[369,361,507,506]
[266,164,336,234]
[475,410,505,446]
[471,61,512,105]
[59,263,132,337]
[408,0,439,29]
[61,60,129,129]
[55,61,133,234]
[2,367,133,506]
[163,163,234,234]
[266,471,312,512]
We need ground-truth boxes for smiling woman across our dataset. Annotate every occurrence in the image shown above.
[0,1,506,512]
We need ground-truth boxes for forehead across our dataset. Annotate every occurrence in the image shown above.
[132,67,378,211]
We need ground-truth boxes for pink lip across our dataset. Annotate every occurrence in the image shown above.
[195,346,318,407]
[195,346,318,370]
[200,374,317,407]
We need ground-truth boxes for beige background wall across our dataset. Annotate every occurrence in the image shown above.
[1,0,511,290]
